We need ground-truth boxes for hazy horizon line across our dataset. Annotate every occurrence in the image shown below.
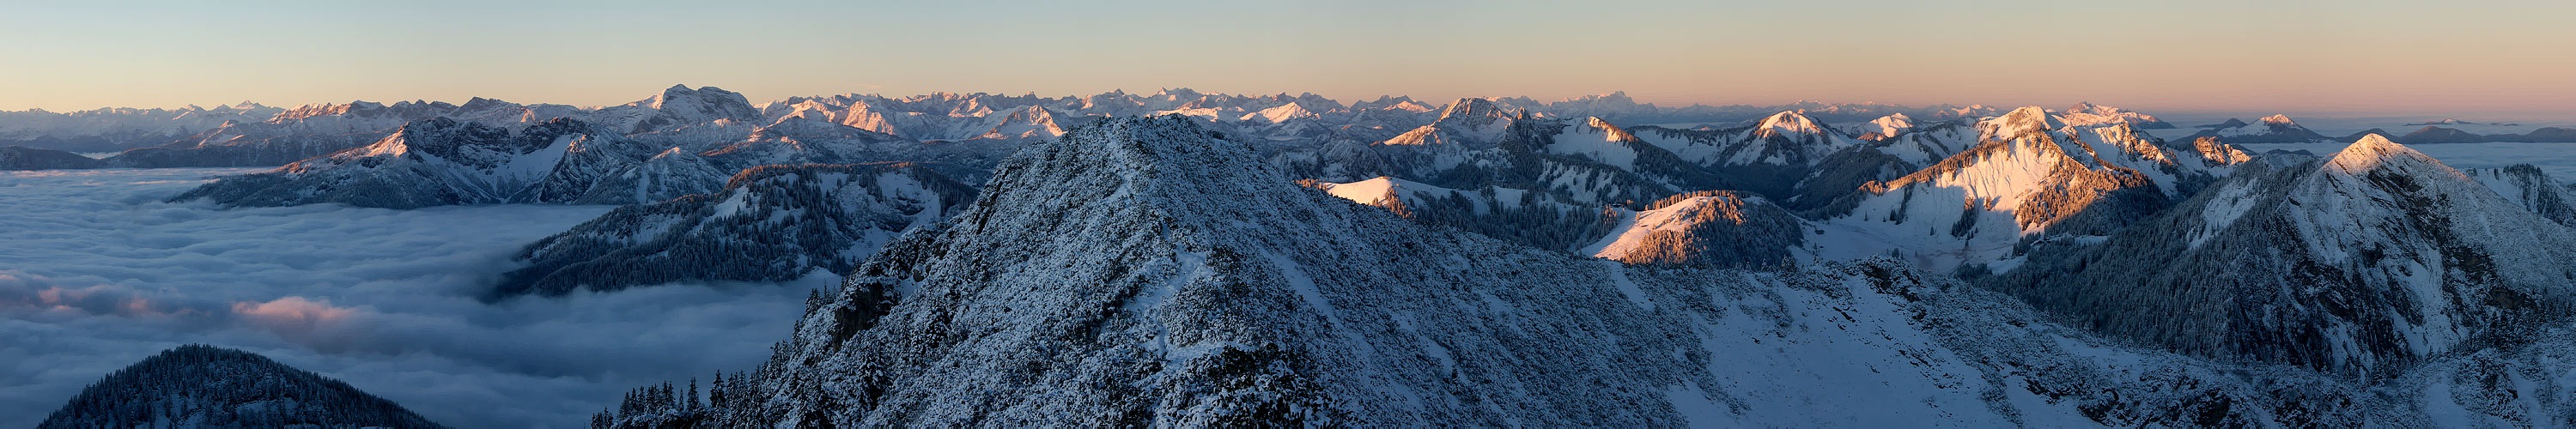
[9,85,2572,123]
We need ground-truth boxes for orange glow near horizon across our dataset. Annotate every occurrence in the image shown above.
[3,1,2573,118]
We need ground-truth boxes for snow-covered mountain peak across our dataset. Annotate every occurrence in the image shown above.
[635,84,761,122]
[2055,102,2172,129]
[272,101,383,121]
[1980,106,2063,139]
[1583,116,1639,141]
[1241,102,1318,124]
[1850,113,1918,139]
[1434,97,1516,124]
[1753,111,1827,138]
[1353,95,1437,113]
[1872,112,1914,128]
[2324,135,2447,175]
[1587,190,1805,269]
[987,116,1273,209]
[2258,114,2299,125]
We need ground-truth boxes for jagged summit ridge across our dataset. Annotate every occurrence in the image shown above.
[732,116,1710,426]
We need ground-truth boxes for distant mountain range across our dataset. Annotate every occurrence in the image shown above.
[21,86,2576,426]
[589,116,2576,427]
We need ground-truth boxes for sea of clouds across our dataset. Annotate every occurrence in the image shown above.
[0,168,824,428]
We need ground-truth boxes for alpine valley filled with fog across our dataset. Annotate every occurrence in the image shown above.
[6,85,2576,427]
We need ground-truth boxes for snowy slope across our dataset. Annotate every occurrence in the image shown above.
[168,118,627,208]
[1584,190,1806,269]
[1628,110,1858,167]
[1838,113,1917,140]
[1990,136,2576,377]
[593,117,2547,427]
[495,163,975,297]
[1309,176,1613,251]
[2464,164,2576,226]
[1274,106,1689,206]
[1811,106,2246,272]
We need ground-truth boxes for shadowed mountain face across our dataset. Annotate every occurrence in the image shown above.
[587,117,2576,428]
[2487,127,2576,142]
[493,162,977,298]
[1588,190,1807,269]
[167,118,626,208]
[40,345,443,429]
[2179,115,2333,144]
[1989,136,2576,377]
[2396,126,2487,144]
[0,145,104,170]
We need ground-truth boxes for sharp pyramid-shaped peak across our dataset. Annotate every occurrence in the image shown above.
[2325,134,2451,175]
[2258,114,2299,125]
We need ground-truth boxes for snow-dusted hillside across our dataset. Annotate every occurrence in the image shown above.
[1273,100,1690,205]
[168,118,629,208]
[1990,136,2576,376]
[1630,111,1858,168]
[2464,164,2576,226]
[581,116,2576,428]
[39,345,443,429]
[1811,106,2246,273]
[1308,176,1614,251]
[1584,190,1806,269]
[495,163,975,297]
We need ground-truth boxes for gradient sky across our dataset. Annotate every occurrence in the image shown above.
[4,0,2573,118]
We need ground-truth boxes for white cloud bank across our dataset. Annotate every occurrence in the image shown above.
[0,168,823,428]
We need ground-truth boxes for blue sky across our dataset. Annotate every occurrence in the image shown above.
[4,0,2572,117]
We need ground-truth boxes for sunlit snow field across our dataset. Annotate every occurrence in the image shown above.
[0,168,824,428]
